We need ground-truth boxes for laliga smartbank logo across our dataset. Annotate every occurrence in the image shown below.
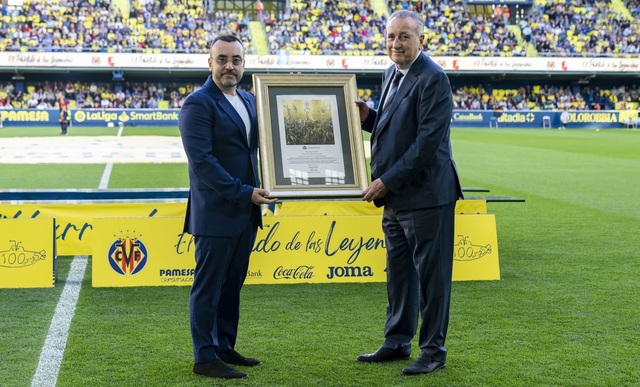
[0,240,46,268]
[453,235,491,261]
[107,230,148,275]
[74,110,130,123]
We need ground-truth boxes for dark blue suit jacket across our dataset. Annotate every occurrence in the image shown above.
[179,76,262,237]
[363,53,463,209]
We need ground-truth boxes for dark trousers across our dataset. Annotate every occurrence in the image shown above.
[190,224,257,363]
[381,201,456,363]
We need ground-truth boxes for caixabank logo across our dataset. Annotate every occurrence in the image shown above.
[107,231,148,276]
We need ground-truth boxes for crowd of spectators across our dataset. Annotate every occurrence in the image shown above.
[1,79,638,112]
[0,0,639,57]
[1,1,639,113]
[452,83,640,111]
[0,80,198,110]
[0,0,250,53]
[524,0,640,57]
[259,0,640,57]
[265,0,387,55]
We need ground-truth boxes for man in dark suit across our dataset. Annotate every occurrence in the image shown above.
[355,10,464,376]
[179,34,277,379]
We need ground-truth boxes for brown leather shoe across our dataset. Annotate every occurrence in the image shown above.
[219,349,262,366]
[193,359,247,379]
[356,345,411,363]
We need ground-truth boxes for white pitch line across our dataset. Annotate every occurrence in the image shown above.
[98,125,124,189]
[31,255,88,387]
[98,163,113,189]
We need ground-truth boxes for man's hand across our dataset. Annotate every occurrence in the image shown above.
[355,100,370,122]
[361,179,388,202]
[251,188,278,205]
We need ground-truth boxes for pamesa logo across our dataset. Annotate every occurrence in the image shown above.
[107,230,148,276]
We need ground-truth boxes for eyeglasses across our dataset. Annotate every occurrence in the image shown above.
[213,56,244,67]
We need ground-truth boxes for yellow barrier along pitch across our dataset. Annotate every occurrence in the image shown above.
[90,200,500,287]
[0,202,187,256]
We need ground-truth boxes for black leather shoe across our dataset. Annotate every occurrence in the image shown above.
[193,359,247,379]
[356,345,411,363]
[401,355,444,375]
[219,349,262,366]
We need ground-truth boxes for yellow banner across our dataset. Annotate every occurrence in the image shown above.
[91,213,500,287]
[248,215,386,284]
[0,203,186,256]
[1,200,485,257]
[0,218,56,288]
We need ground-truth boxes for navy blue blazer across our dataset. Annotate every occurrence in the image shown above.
[363,53,463,209]
[179,76,262,237]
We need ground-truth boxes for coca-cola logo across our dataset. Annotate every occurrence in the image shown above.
[273,265,314,280]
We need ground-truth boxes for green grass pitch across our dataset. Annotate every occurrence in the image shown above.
[1,126,640,385]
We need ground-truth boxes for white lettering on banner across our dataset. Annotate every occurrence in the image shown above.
[453,112,484,121]
[497,112,536,123]
[129,111,179,120]
[1,52,639,73]
[128,54,196,67]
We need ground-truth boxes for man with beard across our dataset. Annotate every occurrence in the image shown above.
[178,34,277,380]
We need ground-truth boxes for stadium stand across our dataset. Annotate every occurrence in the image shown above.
[0,0,251,53]
[1,0,639,57]
[1,78,637,112]
[0,0,638,115]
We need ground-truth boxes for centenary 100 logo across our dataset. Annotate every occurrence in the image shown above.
[107,230,148,276]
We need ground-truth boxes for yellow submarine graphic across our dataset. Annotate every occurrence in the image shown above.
[453,235,492,261]
[0,240,47,268]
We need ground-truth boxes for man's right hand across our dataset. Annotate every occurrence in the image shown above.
[251,188,278,205]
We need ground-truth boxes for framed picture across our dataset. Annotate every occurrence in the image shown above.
[253,74,369,199]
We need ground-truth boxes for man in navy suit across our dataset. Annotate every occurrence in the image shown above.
[179,34,277,379]
[355,10,464,376]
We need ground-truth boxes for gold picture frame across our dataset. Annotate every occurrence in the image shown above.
[253,74,369,199]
